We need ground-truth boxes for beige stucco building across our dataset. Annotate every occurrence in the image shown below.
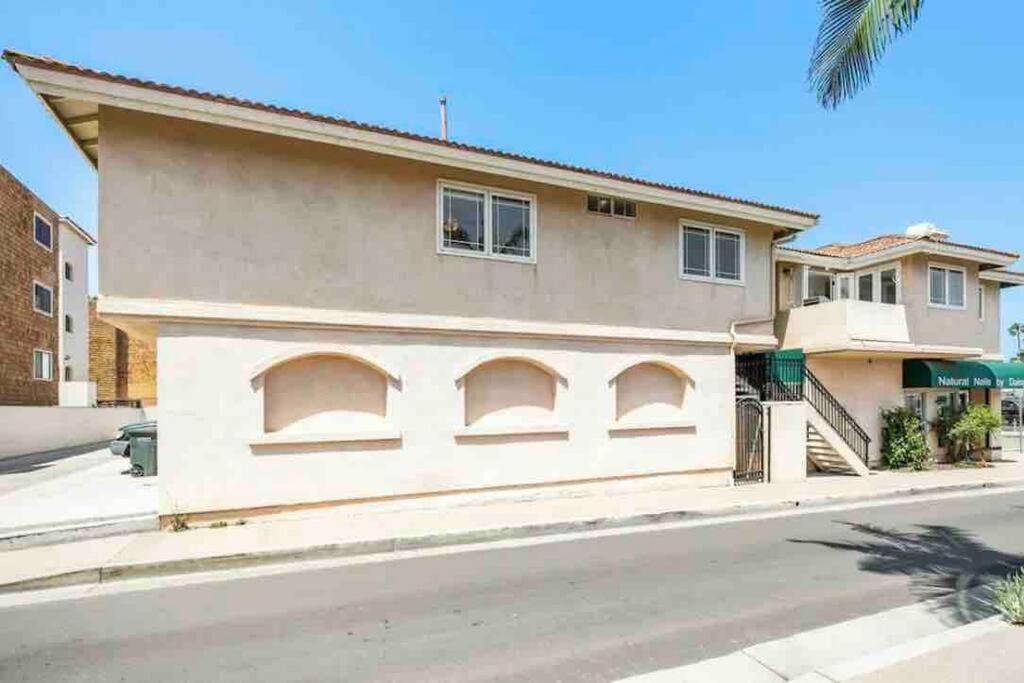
[11,51,1020,519]
[774,224,1024,465]
[6,51,826,517]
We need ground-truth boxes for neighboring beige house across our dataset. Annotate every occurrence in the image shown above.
[5,50,822,518]
[773,223,1024,466]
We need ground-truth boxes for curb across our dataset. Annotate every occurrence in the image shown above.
[0,515,159,551]
[2,476,1024,594]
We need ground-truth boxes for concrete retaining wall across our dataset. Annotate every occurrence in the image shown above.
[0,406,145,459]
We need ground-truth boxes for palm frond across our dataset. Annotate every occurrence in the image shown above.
[809,0,924,109]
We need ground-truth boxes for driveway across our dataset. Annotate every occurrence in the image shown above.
[0,446,158,541]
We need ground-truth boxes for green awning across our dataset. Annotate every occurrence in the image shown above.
[903,359,1024,390]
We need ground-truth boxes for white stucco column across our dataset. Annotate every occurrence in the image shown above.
[767,402,807,483]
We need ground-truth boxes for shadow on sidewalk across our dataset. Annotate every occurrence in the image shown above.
[0,442,109,476]
[790,522,1022,625]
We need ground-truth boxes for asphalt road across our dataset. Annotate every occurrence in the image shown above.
[0,489,1022,682]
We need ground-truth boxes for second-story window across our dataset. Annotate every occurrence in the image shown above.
[65,262,74,281]
[854,266,899,304]
[587,194,637,219]
[33,213,53,250]
[33,282,53,316]
[929,264,966,309]
[679,223,744,284]
[65,314,74,334]
[438,181,535,263]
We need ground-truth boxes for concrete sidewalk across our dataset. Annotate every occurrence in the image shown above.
[620,600,1023,682]
[0,447,158,547]
[1,458,1023,593]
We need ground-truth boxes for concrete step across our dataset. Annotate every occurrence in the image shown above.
[806,425,859,476]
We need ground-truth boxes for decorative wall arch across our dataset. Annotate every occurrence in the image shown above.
[250,345,401,385]
[454,353,567,387]
[455,354,567,433]
[250,346,402,443]
[607,357,692,385]
[609,359,693,427]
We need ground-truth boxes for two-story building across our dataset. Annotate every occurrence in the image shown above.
[5,50,822,518]
[774,222,1024,465]
[10,51,1020,519]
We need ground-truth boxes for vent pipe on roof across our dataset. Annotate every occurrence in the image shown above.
[439,96,448,141]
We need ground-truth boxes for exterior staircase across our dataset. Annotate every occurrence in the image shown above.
[806,422,869,476]
[737,352,871,477]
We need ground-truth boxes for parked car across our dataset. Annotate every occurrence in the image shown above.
[1004,396,1023,428]
[109,421,157,457]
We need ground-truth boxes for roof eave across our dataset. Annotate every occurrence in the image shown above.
[5,51,818,230]
[777,241,1018,270]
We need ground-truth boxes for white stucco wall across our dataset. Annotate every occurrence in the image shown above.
[0,406,143,458]
[157,323,735,515]
[767,402,807,483]
[57,220,91,386]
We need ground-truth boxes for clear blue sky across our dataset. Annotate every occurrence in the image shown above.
[2,1,1022,355]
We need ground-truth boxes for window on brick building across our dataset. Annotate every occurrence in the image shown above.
[33,350,53,381]
[33,282,53,316]
[33,213,52,250]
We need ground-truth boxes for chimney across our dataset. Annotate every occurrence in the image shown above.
[439,96,448,141]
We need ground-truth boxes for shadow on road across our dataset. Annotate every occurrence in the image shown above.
[790,522,1022,625]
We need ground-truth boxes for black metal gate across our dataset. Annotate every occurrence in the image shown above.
[735,396,765,484]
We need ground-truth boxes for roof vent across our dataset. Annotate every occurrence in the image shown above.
[905,222,949,241]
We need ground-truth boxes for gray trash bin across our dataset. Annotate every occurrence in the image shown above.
[129,436,158,477]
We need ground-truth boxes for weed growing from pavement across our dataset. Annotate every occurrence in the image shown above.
[210,521,228,529]
[170,514,190,532]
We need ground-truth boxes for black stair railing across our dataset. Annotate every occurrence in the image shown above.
[736,354,870,466]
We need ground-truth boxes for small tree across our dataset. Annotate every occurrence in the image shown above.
[948,404,1002,462]
[881,406,931,470]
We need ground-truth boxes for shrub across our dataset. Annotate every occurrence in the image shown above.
[992,567,1024,625]
[948,404,1002,462]
[881,406,931,470]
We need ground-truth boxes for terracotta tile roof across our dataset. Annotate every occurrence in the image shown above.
[2,49,818,221]
[785,234,1018,260]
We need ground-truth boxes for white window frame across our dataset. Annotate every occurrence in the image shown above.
[33,349,53,381]
[928,262,967,310]
[802,267,834,303]
[678,221,745,286]
[64,261,74,281]
[585,194,637,220]
[978,284,985,322]
[32,280,54,317]
[33,211,53,251]
[836,273,853,300]
[65,313,74,334]
[852,262,901,305]
[436,179,537,264]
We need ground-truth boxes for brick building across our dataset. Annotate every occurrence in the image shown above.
[88,299,157,405]
[0,164,61,405]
